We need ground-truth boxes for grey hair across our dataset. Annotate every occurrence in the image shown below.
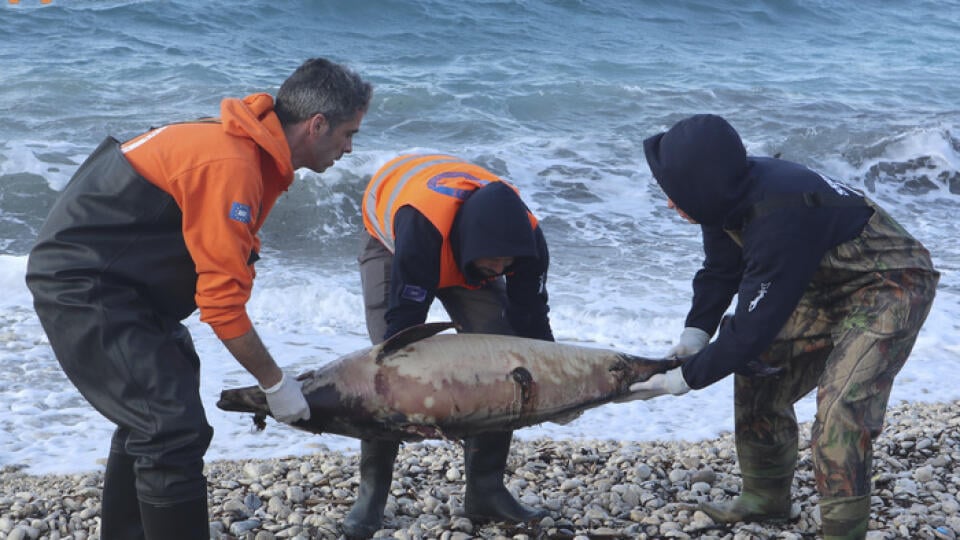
[274,58,372,129]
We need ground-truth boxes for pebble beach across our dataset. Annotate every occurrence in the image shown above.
[1,399,957,540]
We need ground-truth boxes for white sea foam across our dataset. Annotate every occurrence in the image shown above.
[2,244,959,474]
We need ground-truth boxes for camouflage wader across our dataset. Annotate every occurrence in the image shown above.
[730,198,938,502]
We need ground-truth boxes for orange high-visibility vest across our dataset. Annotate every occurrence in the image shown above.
[363,154,537,289]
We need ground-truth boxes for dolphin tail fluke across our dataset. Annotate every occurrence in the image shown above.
[614,354,685,386]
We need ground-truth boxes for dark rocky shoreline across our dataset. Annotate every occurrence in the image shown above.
[2,399,958,539]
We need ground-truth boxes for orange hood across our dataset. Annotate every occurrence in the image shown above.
[221,92,294,187]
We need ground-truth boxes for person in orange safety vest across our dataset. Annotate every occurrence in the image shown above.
[26,58,372,540]
[346,154,554,538]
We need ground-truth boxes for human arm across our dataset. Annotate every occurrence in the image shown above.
[629,215,827,399]
[679,213,829,389]
[684,224,743,335]
[222,328,309,422]
[164,156,306,420]
[221,328,283,388]
[157,155,265,339]
[505,226,554,341]
[661,226,741,358]
[383,206,443,340]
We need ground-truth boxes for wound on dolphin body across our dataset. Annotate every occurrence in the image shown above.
[511,367,534,403]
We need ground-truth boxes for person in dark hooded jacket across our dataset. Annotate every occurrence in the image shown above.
[628,114,938,540]
[348,153,553,537]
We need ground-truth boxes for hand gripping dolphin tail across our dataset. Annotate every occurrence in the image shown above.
[216,322,683,441]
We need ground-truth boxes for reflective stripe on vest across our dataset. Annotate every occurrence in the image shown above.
[363,154,467,251]
[362,154,536,289]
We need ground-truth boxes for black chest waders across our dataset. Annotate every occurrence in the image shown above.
[26,138,213,539]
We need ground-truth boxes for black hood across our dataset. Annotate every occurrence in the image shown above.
[643,114,751,226]
[453,181,536,279]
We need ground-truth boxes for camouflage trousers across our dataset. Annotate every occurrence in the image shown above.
[734,267,938,497]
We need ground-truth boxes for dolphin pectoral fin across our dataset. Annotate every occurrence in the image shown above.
[375,321,458,361]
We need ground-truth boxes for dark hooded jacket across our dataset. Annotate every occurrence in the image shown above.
[643,114,873,389]
[385,181,553,342]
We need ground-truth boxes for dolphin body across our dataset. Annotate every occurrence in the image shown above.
[217,322,682,441]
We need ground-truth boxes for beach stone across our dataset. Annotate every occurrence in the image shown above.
[634,463,652,480]
[445,467,461,482]
[560,478,583,491]
[691,481,711,494]
[893,478,919,497]
[209,522,225,537]
[933,526,957,540]
[223,499,250,515]
[942,498,960,515]
[915,465,936,482]
[243,462,270,481]
[690,468,716,484]
[285,486,304,504]
[244,492,263,510]
[5,528,27,540]
[229,518,260,536]
[689,510,714,529]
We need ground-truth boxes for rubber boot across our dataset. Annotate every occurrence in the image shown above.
[699,474,794,523]
[820,494,870,540]
[463,431,549,523]
[342,439,400,539]
[139,496,209,540]
[699,438,796,523]
[100,451,145,540]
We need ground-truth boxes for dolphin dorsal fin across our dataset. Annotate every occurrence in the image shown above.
[376,322,458,362]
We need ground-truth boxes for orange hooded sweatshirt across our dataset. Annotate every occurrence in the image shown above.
[122,93,294,340]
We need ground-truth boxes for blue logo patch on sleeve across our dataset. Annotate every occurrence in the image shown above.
[229,202,252,224]
[400,284,428,303]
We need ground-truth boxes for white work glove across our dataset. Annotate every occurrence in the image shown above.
[667,327,710,358]
[626,367,690,400]
[260,373,310,423]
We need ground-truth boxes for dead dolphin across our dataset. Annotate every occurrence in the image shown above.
[217,322,682,441]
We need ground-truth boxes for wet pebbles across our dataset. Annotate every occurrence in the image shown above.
[2,399,958,539]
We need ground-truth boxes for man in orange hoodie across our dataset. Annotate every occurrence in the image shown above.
[26,58,372,539]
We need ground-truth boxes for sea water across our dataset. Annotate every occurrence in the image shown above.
[1,0,958,474]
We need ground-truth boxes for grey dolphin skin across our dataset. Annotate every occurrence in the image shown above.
[216,322,683,441]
